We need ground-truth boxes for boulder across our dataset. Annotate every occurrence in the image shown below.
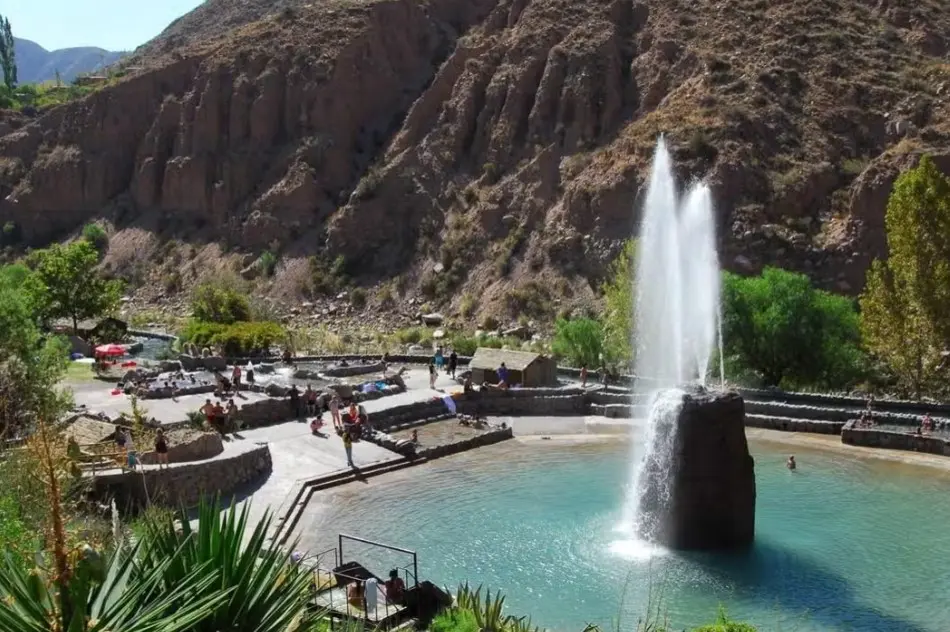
[421,313,444,326]
[635,387,755,550]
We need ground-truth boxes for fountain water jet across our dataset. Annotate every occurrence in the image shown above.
[620,137,755,551]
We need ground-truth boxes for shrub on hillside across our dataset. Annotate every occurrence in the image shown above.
[190,281,251,324]
[721,267,865,389]
[551,317,603,368]
[81,222,109,252]
[181,320,286,356]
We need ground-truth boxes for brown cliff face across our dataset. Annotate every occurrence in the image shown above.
[2,0,950,321]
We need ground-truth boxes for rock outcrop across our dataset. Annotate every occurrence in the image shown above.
[3,0,950,319]
[636,387,755,550]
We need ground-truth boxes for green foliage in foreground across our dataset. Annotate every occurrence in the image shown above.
[137,502,315,632]
[551,317,603,369]
[0,500,319,632]
[181,320,287,356]
[434,584,758,632]
[0,263,71,439]
[721,267,865,389]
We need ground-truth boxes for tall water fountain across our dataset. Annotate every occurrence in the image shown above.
[625,138,755,551]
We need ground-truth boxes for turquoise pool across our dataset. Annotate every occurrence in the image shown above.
[295,437,950,631]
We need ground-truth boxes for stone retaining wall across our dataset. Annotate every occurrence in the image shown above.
[138,431,224,464]
[321,361,386,378]
[744,414,844,435]
[415,427,513,459]
[92,444,272,511]
[841,421,950,456]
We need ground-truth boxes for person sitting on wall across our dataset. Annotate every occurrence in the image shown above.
[310,414,325,436]
[226,399,240,431]
[385,569,406,604]
[200,399,215,426]
[211,401,226,432]
[347,580,365,609]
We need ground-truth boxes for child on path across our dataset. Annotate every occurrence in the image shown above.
[343,431,354,467]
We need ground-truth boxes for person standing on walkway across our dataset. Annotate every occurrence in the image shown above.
[434,346,444,373]
[428,361,437,389]
[154,429,169,469]
[343,430,354,467]
[330,394,342,429]
[448,349,458,378]
[580,364,588,388]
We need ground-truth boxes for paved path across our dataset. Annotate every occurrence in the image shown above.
[70,386,274,425]
[223,421,402,534]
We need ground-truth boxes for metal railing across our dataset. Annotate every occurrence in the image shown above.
[338,534,418,589]
[305,535,420,625]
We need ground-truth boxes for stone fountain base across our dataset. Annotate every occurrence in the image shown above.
[636,386,756,550]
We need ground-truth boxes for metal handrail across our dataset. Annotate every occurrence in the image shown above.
[312,568,395,623]
[338,533,418,590]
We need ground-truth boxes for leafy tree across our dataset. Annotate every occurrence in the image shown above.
[860,155,950,396]
[191,280,251,324]
[0,264,71,441]
[721,267,865,388]
[551,317,603,368]
[601,240,636,368]
[0,16,15,90]
[26,241,123,333]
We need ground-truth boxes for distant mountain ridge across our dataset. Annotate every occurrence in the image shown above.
[14,37,126,84]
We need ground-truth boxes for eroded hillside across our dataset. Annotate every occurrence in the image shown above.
[1,0,949,323]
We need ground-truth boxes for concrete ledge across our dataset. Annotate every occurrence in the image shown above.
[416,427,513,459]
[841,420,950,456]
[745,414,844,435]
[92,443,272,511]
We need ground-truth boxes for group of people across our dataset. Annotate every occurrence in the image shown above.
[428,347,459,388]
[200,398,241,433]
[113,426,170,469]
[345,569,407,613]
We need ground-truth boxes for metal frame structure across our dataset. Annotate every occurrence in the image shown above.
[338,534,418,589]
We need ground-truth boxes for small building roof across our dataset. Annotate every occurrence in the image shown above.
[470,347,546,371]
[51,316,127,331]
[64,416,116,445]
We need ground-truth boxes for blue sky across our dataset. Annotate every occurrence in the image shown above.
[3,0,204,51]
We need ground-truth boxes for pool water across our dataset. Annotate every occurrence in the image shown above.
[296,438,950,632]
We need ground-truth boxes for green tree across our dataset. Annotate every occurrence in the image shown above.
[859,155,950,396]
[190,280,251,324]
[0,16,15,90]
[0,264,71,441]
[601,239,636,368]
[551,317,603,368]
[26,241,124,333]
[721,267,865,388]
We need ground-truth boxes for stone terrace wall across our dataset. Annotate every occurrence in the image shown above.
[744,415,844,435]
[92,444,272,511]
[841,421,950,456]
[416,427,513,459]
[455,388,587,417]
[138,431,224,464]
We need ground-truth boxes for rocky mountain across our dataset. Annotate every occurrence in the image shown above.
[14,38,126,84]
[0,0,949,323]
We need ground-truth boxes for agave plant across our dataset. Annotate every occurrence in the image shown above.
[0,542,228,632]
[455,583,509,632]
[135,500,317,632]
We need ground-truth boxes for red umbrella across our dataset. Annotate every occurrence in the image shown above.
[95,344,126,357]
